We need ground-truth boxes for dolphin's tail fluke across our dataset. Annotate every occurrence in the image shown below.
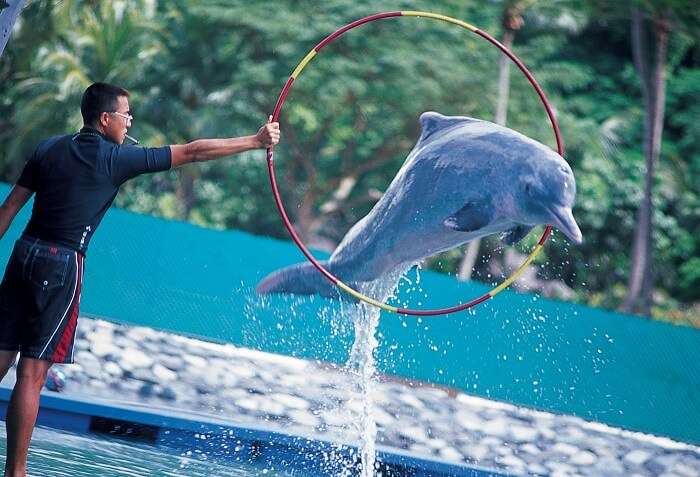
[256,261,340,297]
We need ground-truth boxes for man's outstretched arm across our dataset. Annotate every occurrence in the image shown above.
[0,185,33,240]
[169,121,280,168]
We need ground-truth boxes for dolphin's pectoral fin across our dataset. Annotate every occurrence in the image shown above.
[500,224,534,246]
[443,201,493,232]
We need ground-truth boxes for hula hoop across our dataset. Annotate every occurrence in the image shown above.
[266,11,563,316]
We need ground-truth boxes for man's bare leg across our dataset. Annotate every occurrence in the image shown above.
[4,357,52,477]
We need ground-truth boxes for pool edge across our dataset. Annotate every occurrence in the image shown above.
[0,386,514,477]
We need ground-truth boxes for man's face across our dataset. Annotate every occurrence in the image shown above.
[102,96,132,145]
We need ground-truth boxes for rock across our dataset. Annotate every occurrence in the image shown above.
[539,426,557,440]
[288,409,320,427]
[183,354,208,369]
[646,456,670,475]
[88,330,113,344]
[160,355,185,372]
[103,362,122,377]
[75,352,103,379]
[481,419,511,438]
[397,393,424,410]
[120,349,154,369]
[112,379,141,394]
[438,446,462,462]
[456,409,482,431]
[158,386,178,401]
[270,393,310,410]
[279,374,308,387]
[320,409,353,428]
[497,454,526,470]
[560,425,587,441]
[670,462,700,477]
[127,326,158,342]
[93,319,115,330]
[526,463,549,475]
[258,400,286,416]
[427,438,448,450]
[462,444,490,462]
[480,436,503,448]
[551,442,580,456]
[152,363,177,382]
[138,383,156,398]
[509,424,539,442]
[398,426,428,444]
[124,367,157,384]
[87,378,107,389]
[75,350,99,368]
[235,397,261,413]
[372,407,395,427]
[140,340,164,355]
[570,450,597,466]
[219,386,245,400]
[74,340,90,351]
[200,371,222,388]
[546,462,576,475]
[520,443,541,455]
[624,449,653,466]
[219,372,239,388]
[592,457,625,475]
[409,444,433,456]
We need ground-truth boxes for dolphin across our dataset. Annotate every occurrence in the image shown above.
[257,112,582,297]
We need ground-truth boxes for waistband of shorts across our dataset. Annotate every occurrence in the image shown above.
[18,234,83,256]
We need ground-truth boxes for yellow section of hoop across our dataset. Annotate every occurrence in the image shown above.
[401,11,478,32]
[336,281,399,313]
[291,50,317,79]
[489,244,544,297]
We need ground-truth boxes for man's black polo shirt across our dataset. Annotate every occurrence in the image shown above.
[17,127,172,254]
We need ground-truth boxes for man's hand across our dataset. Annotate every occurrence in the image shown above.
[255,120,281,149]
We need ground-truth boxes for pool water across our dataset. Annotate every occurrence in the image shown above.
[0,423,304,477]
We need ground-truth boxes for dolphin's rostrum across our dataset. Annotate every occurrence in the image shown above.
[257,112,582,297]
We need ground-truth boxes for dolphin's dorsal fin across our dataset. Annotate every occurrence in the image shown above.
[419,112,479,143]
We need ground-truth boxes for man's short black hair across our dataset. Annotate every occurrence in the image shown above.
[81,82,130,126]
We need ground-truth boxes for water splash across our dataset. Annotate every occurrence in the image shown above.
[241,265,416,476]
[345,266,411,477]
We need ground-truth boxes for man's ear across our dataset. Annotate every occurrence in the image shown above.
[99,111,110,128]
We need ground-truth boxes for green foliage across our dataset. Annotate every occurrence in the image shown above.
[1,0,698,321]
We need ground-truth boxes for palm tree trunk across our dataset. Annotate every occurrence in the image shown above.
[0,0,25,59]
[623,9,669,315]
[458,24,515,281]
[493,29,514,127]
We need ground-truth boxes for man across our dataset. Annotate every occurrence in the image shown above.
[0,82,280,476]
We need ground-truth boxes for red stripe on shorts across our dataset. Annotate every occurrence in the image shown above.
[51,254,83,363]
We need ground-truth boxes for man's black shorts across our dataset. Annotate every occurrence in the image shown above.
[0,236,84,363]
